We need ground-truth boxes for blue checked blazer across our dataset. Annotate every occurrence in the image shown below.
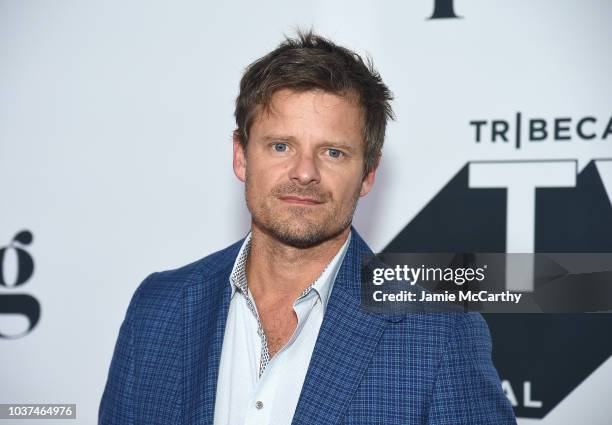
[99,228,516,424]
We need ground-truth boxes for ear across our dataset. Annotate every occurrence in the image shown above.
[359,154,380,197]
[232,130,247,183]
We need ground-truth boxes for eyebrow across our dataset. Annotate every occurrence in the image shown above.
[262,135,296,143]
[261,135,358,153]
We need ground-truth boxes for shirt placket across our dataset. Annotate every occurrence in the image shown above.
[239,281,315,378]
[241,287,318,425]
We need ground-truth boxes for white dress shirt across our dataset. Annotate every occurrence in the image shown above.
[212,231,351,425]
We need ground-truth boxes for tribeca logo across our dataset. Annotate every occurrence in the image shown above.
[0,230,40,339]
[470,114,612,149]
[429,0,461,19]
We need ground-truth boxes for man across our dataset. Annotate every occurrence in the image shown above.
[99,31,516,424]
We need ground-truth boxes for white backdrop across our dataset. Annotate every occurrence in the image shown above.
[1,1,611,423]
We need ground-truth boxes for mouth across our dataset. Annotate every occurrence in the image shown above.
[279,195,325,206]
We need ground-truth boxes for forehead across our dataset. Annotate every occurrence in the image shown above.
[250,88,365,147]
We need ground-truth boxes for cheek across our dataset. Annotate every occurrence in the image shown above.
[246,164,282,195]
[330,177,362,203]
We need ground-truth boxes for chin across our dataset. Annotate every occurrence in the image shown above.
[267,220,349,249]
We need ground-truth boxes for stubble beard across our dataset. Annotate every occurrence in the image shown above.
[245,178,361,249]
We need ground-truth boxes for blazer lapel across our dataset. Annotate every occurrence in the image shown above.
[291,230,393,425]
[182,264,232,425]
[180,230,394,425]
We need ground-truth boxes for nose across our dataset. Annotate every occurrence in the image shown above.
[288,152,321,186]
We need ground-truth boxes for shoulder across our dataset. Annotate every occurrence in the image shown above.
[386,311,492,356]
[149,238,243,288]
[444,312,493,359]
[126,238,244,316]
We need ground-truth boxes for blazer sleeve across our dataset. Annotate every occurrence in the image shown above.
[426,312,517,425]
[98,273,156,425]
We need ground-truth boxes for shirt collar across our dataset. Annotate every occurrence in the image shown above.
[229,233,252,299]
[228,231,352,311]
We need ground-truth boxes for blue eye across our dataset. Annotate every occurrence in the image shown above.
[273,143,287,152]
[327,148,343,158]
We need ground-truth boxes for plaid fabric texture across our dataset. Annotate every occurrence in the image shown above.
[99,227,516,425]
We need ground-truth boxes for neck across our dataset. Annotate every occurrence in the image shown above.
[245,222,350,303]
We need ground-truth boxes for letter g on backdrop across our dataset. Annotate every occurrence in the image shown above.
[0,230,40,339]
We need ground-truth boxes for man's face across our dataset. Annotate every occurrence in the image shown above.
[233,88,377,248]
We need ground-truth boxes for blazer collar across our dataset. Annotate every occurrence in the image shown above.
[181,226,396,425]
[290,228,395,425]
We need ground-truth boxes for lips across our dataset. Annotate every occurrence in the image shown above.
[279,195,324,205]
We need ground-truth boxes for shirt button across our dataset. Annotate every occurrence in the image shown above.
[255,400,264,410]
